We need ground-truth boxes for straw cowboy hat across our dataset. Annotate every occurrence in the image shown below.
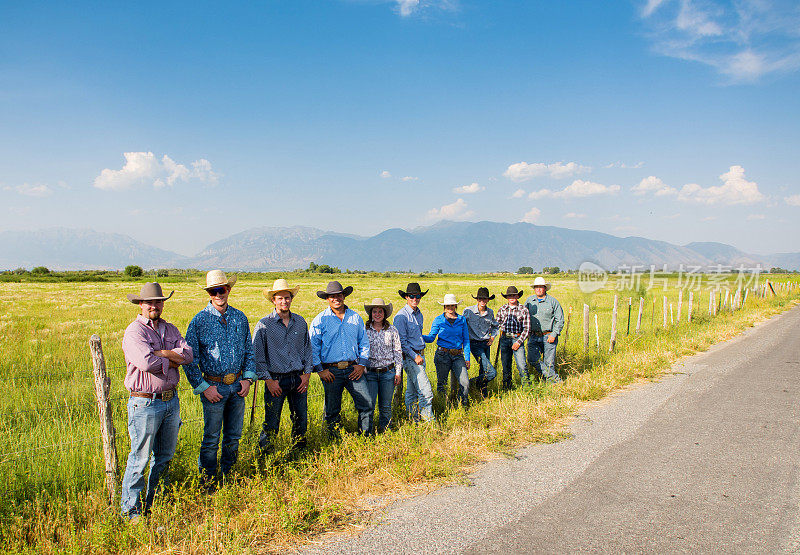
[364,298,393,319]
[202,270,237,290]
[316,281,354,299]
[437,293,461,306]
[472,287,495,301]
[501,285,524,298]
[398,282,429,299]
[532,276,551,291]
[127,282,174,304]
[263,278,300,302]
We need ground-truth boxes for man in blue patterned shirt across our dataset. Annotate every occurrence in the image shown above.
[310,281,372,435]
[185,270,257,484]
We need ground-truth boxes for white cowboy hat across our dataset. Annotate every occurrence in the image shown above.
[202,269,237,290]
[532,276,551,291]
[263,278,300,301]
[364,297,393,319]
[437,293,461,306]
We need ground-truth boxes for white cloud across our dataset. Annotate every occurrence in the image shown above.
[640,0,800,82]
[528,180,621,200]
[396,0,419,16]
[746,214,765,220]
[380,170,392,179]
[603,161,644,169]
[93,152,219,191]
[426,198,474,221]
[564,212,586,219]
[785,194,800,206]
[452,182,484,194]
[401,176,418,182]
[632,175,678,196]
[4,183,53,197]
[503,161,590,182]
[677,165,765,205]
[392,0,458,17]
[511,188,526,199]
[521,207,541,223]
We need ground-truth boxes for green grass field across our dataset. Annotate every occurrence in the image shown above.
[1,271,796,553]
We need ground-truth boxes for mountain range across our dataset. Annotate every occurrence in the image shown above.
[1,223,798,272]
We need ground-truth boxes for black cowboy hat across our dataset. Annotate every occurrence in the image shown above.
[398,282,429,299]
[501,286,524,298]
[472,287,495,301]
[316,281,354,299]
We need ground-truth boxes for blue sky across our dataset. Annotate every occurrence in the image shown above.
[1,0,799,256]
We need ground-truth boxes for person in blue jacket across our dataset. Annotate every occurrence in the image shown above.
[423,293,471,407]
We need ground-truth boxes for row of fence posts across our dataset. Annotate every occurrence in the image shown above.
[88,280,787,507]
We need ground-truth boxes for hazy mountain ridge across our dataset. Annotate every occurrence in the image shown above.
[2,224,797,272]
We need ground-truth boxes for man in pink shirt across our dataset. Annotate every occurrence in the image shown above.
[120,282,193,522]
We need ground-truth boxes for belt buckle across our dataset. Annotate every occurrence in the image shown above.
[336,361,349,370]
[162,389,175,402]
[222,373,236,385]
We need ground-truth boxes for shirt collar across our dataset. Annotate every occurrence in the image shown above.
[205,301,229,318]
[136,314,162,330]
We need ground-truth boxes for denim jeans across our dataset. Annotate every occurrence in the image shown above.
[199,381,246,481]
[366,369,396,433]
[120,394,181,517]
[322,366,374,434]
[403,357,434,422]
[528,335,561,383]
[259,372,308,450]
[471,340,497,383]
[499,334,529,387]
[433,349,470,407]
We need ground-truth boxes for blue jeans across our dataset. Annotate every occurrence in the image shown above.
[403,357,434,422]
[366,369,396,433]
[259,372,308,449]
[471,340,497,383]
[322,366,374,434]
[120,394,181,517]
[528,335,561,383]
[199,381,246,481]
[499,334,528,387]
[433,349,470,407]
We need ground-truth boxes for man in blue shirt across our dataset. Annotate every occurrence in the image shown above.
[309,281,372,434]
[395,282,434,422]
[524,276,564,384]
[463,287,500,397]
[185,270,257,485]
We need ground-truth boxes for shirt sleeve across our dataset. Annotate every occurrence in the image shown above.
[122,324,169,375]
[301,319,314,374]
[356,316,369,367]
[240,316,257,381]
[252,320,272,381]
[461,319,471,361]
[395,314,412,359]
[551,299,565,336]
[309,314,324,371]
[488,309,500,337]
[166,324,193,364]
[422,317,440,343]
[183,316,211,394]
[518,307,531,343]
[390,326,403,375]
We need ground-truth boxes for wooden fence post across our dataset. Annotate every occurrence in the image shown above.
[583,304,590,352]
[636,297,644,334]
[670,303,674,325]
[743,288,749,307]
[594,314,600,351]
[609,295,618,352]
[626,297,632,336]
[90,334,119,508]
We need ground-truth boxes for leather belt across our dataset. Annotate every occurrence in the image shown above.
[437,347,463,355]
[131,389,176,401]
[532,330,552,337]
[367,364,395,373]
[204,372,241,384]
[322,360,357,370]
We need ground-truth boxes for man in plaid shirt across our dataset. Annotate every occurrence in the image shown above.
[495,286,530,389]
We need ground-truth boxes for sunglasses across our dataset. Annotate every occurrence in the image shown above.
[407,294,422,300]
[208,287,227,296]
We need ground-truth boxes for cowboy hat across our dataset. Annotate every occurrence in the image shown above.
[399,282,429,299]
[364,297,393,319]
[501,285,524,298]
[471,287,495,301]
[437,293,460,306]
[263,278,300,302]
[202,270,237,290]
[532,276,551,291]
[316,281,354,299]
[127,282,174,304]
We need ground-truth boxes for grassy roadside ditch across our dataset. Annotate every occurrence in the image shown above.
[3,278,798,553]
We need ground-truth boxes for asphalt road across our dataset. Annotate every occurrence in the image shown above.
[308,305,800,554]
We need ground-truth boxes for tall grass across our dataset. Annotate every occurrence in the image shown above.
[0,273,796,552]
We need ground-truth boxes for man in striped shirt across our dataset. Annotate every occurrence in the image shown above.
[495,286,530,389]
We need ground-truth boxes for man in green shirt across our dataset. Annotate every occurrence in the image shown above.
[524,276,564,384]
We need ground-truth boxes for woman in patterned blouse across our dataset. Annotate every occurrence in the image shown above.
[364,298,403,433]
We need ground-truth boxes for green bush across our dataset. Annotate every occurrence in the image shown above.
[124,265,144,277]
[31,266,50,275]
